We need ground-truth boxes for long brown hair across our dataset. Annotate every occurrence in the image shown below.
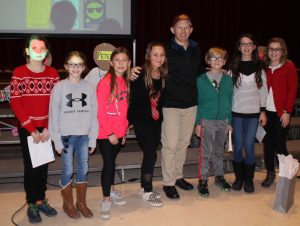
[107,47,131,99]
[228,33,264,89]
[143,42,168,89]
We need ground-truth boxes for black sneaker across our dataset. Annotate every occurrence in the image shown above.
[198,180,209,197]
[215,176,231,191]
[27,203,42,224]
[37,199,57,217]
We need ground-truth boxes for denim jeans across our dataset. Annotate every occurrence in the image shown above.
[232,116,259,165]
[60,135,89,187]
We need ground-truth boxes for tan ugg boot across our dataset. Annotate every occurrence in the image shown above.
[61,183,81,219]
[76,183,93,218]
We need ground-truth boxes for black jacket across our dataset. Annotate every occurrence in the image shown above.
[164,38,203,108]
[128,70,164,124]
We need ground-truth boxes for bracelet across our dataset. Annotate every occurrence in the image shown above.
[283,110,290,114]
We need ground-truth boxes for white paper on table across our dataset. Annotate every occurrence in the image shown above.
[27,136,55,168]
[256,125,266,144]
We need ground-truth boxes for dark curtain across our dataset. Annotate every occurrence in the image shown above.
[0,0,299,71]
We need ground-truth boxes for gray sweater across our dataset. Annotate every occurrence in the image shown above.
[230,71,267,114]
[49,79,98,151]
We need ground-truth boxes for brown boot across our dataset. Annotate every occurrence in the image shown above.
[76,183,93,218]
[61,183,81,219]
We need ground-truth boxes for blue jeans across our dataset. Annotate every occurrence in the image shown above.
[60,135,89,187]
[232,116,259,165]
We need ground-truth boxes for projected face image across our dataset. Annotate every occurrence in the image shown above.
[27,39,48,61]
[29,1,49,21]
[86,2,104,20]
[27,0,50,28]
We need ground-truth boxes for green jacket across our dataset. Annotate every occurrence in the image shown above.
[196,73,233,125]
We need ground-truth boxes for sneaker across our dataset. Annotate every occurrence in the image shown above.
[37,199,57,217]
[27,203,42,224]
[142,192,163,207]
[139,188,161,199]
[215,176,231,191]
[198,180,209,197]
[110,190,126,206]
[100,200,111,220]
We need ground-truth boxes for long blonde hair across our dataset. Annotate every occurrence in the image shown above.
[143,42,168,89]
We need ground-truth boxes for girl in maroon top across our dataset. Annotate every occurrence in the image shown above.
[10,35,59,223]
[97,47,130,220]
[262,37,298,187]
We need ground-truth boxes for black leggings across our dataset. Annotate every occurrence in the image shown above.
[133,121,161,192]
[18,127,48,204]
[98,138,122,197]
[263,111,289,172]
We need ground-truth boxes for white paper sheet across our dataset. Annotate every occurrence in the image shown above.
[27,136,55,168]
[227,130,233,152]
[256,125,266,144]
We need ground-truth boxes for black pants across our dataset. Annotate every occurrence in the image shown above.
[98,138,122,197]
[263,111,289,172]
[133,121,161,192]
[18,127,48,204]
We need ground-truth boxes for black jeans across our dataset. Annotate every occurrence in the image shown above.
[98,138,122,197]
[133,121,161,192]
[18,127,48,204]
[263,111,289,172]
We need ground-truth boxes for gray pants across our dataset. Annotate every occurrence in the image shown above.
[198,119,228,181]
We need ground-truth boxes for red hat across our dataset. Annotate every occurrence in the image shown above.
[172,14,192,26]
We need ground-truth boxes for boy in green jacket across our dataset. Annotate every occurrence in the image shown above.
[195,47,233,197]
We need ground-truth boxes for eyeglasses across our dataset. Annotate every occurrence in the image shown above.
[67,63,84,68]
[210,57,224,62]
[240,42,254,47]
[212,80,219,90]
[268,48,282,53]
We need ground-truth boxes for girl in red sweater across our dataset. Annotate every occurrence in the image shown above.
[97,47,131,220]
[10,35,59,223]
[262,37,298,187]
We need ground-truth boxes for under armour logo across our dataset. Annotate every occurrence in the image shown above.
[66,93,87,107]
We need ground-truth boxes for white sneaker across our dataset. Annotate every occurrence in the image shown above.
[139,188,161,199]
[142,192,163,207]
[100,200,111,220]
[110,190,126,206]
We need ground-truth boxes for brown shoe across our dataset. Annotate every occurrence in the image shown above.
[61,183,81,219]
[76,183,93,218]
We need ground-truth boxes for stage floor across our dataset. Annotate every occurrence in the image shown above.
[0,142,299,226]
[0,172,299,226]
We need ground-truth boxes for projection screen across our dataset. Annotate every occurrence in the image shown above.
[0,0,133,37]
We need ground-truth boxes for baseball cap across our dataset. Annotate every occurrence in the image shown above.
[172,14,192,26]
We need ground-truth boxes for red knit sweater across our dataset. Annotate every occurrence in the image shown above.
[10,65,59,133]
[266,60,298,117]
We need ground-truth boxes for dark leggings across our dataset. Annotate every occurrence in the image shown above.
[18,127,48,204]
[133,121,161,192]
[263,111,289,172]
[98,138,122,197]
